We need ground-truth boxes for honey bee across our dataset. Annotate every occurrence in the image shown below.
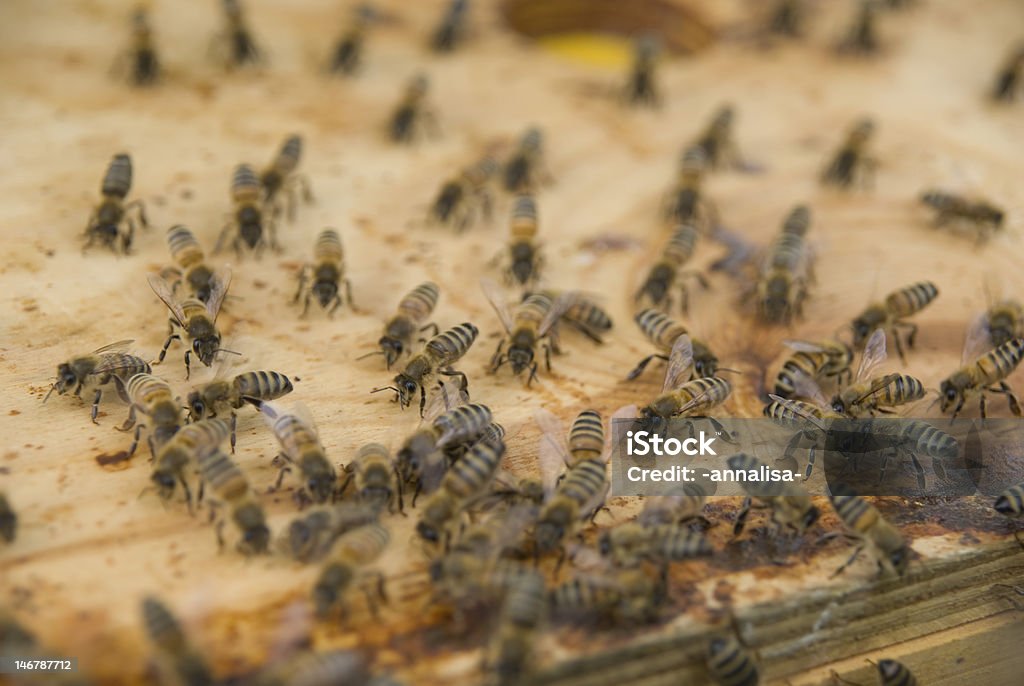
[874,659,919,686]
[430,0,470,53]
[284,502,382,563]
[484,570,546,686]
[141,596,213,686]
[196,447,270,554]
[0,492,16,543]
[623,35,660,106]
[991,42,1024,102]
[83,153,149,254]
[636,335,733,433]
[428,155,498,231]
[261,403,337,505]
[117,373,184,458]
[329,4,374,75]
[373,322,479,415]
[187,369,294,451]
[365,281,440,369]
[767,0,804,37]
[920,190,1005,243]
[756,204,813,324]
[338,444,402,514]
[503,194,543,286]
[763,394,842,480]
[550,564,667,625]
[628,308,718,381]
[836,0,880,55]
[728,453,820,537]
[995,482,1024,520]
[773,338,853,399]
[503,128,549,196]
[827,329,925,417]
[828,483,911,577]
[255,650,375,686]
[113,8,160,87]
[540,290,613,343]
[389,74,438,143]
[851,281,939,362]
[939,333,1024,419]
[294,229,352,317]
[44,340,151,424]
[482,278,573,385]
[215,163,277,257]
[261,135,312,222]
[160,225,219,305]
[635,223,707,314]
[211,0,264,68]
[150,418,231,509]
[694,105,740,170]
[149,269,232,379]
[664,146,714,227]
[982,290,1024,349]
[598,522,713,568]
[312,522,390,618]
[822,118,877,188]
[416,439,506,544]
[706,634,760,686]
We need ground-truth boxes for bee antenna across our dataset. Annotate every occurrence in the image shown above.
[216,349,242,357]
[371,386,400,395]
[43,384,57,404]
[357,351,385,360]
[714,367,742,375]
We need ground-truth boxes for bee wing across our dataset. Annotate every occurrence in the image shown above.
[767,395,828,432]
[674,383,722,415]
[535,409,570,497]
[603,404,637,465]
[538,291,577,337]
[417,450,448,494]
[92,351,145,375]
[849,373,906,405]
[782,339,829,354]
[480,277,514,334]
[662,335,695,392]
[290,402,323,444]
[205,267,232,322]
[787,369,830,408]
[855,328,887,382]
[424,378,467,425]
[147,274,188,327]
[962,311,993,365]
[91,339,135,355]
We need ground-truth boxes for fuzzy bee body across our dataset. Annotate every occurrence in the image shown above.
[940,337,1024,419]
[921,191,1005,242]
[0,493,17,543]
[141,597,214,686]
[636,223,703,313]
[416,439,505,543]
[832,372,925,417]
[640,376,732,429]
[992,43,1024,101]
[340,444,401,514]
[313,522,390,618]
[630,308,719,380]
[694,105,738,169]
[84,153,148,254]
[729,453,819,537]
[216,163,275,257]
[994,482,1024,518]
[485,570,546,686]
[45,340,151,424]
[829,485,910,577]
[851,281,938,362]
[149,269,231,379]
[429,156,497,231]
[774,339,852,398]
[665,146,711,227]
[264,405,336,505]
[757,205,812,324]
[375,282,440,369]
[213,0,264,68]
[151,418,231,506]
[431,0,469,52]
[624,36,660,106]
[706,635,759,686]
[505,194,542,286]
[822,118,876,188]
[294,229,351,317]
[504,127,548,193]
[197,448,270,555]
[119,373,183,458]
[382,322,478,415]
[390,74,436,143]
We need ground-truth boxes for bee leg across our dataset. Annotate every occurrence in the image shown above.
[183,350,192,381]
[302,292,312,319]
[214,519,226,553]
[890,327,908,364]
[213,222,233,255]
[273,466,292,491]
[292,265,308,304]
[156,333,181,365]
[830,544,865,578]
[909,453,927,490]
[118,404,139,432]
[992,382,1022,416]
[180,478,194,515]
[733,496,752,536]
[489,339,506,372]
[626,354,669,381]
[125,423,144,458]
[91,389,103,425]
[229,413,237,454]
[526,362,539,387]
[343,278,354,309]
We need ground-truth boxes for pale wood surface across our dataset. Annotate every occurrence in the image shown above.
[1,0,1023,684]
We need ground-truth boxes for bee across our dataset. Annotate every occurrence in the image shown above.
[728,453,819,537]
[428,155,498,231]
[664,146,716,229]
[499,194,542,286]
[312,522,390,618]
[485,570,546,686]
[284,502,382,563]
[149,269,232,379]
[430,0,470,53]
[83,153,149,254]
[920,190,1005,243]
[44,340,151,424]
[623,35,660,106]
[822,118,877,188]
[416,439,506,544]
[983,295,1024,349]
[939,335,1024,419]
[995,482,1024,528]
[991,42,1024,102]
[255,650,373,686]
[211,0,264,68]
[694,105,739,170]
[374,322,479,415]
[635,223,706,314]
[113,7,160,87]
[636,335,733,433]
[0,492,16,543]
[261,403,337,505]
[851,281,939,362]
[293,229,352,317]
[767,0,804,37]
[396,394,493,493]
[504,127,550,194]
[150,418,231,509]
[389,74,438,143]
[329,4,374,76]
[539,290,612,343]
[599,522,712,568]
[640,482,716,528]
[628,308,718,381]
[117,373,183,458]
[756,204,813,324]
[366,281,440,369]
[773,338,853,399]
[196,447,270,554]
[141,596,213,686]
[338,444,402,514]
[836,0,880,56]
[828,483,911,577]
[550,565,667,625]
[706,634,759,686]
[763,394,843,480]
[160,225,218,306]
[874,659,919,686]
[482,278,572,385]
[828,329,925,417]
[261,135,312,222]
[215,163,277,257]
[187,370,294,451]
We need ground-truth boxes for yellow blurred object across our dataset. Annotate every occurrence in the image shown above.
[536,32,634,69]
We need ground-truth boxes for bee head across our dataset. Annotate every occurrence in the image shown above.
[151,470,178,499]
[288,519,314,559]
[186,391,207,421]
[507,345,535,375]
[534,520,564,553]
[313,564,352,618]
[994,494,1019,516]
[233,504,269,555]
[312,281,338,309]
[416,520,441,543]
[393,374,419,408]
[54,363,78,394]
[938,378,962,412]
[307,473,335,503]
[693,354,718,378]
[378,336,404,369]
[193,335,221,367]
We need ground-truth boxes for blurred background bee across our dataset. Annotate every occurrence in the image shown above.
[980,279,1024,348]
[312,522,390,619]
[329,4,375,76]
[430,0,470,53]
[728,453,819,539]
[920,190,1005,243]
[635,223,706,314]
[836,0,881,56]
[197,447,270,554]
[390,74,438,143]
[0,492,17,544]
[140,596,213,686]
[765,0,805,38]
[828,483,912,577]
[705,630,760,686]
[821,118,877,188]
[628,309,719,381]
[262,403,337,506]
[416,438,506,544]
[755,204,814,324]
[532,288,612,344]
[210,0,264,68]
[294,229,352,317]
[428,154,497,231]
[283,501,382,563]
[84,153,148,254]
[850,281,938,362]
[44,340,150,424]
[502,194,543,287]
[162,225,223,304]
[187,369,294,451]
[216,163,277,257]
[149,417,231,510]
[663,146,716,230]
[149,268,232,378]
[623,35,661,106]
[484,570,546,686]
[991,41,1024,102]
[338,444,402,515]
[503,127,550,194]
[111,7,160,87]
[261,135,312,222]
[363,282,440,369]
[692,105,743,171]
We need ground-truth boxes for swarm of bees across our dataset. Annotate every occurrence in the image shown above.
[10,2,1024,686]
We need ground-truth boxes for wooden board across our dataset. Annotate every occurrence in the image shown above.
[1,0,1023,684]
